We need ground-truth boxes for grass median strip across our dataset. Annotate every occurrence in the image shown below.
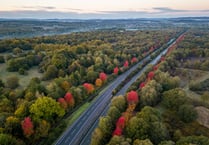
[66,102,90,127]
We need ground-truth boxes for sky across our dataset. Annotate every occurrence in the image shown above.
[0,0,209,19]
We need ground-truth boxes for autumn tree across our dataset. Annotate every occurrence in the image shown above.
[95,78,102,87]
[58,98,68,110]
[127,91,139,104]
[113,67,119,75]
[83,83,95,94]
[64,92,75,108]
[29,96,65,122]
[21,117,34,138]
[99,72,107,82]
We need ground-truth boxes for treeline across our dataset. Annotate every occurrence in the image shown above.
[91,30,209,145]
[0,29,180,144]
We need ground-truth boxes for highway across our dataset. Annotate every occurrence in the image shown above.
[54,34,181,145]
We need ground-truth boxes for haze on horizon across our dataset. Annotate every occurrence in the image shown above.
[0,0,209,19]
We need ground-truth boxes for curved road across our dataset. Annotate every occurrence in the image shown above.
[55,34,182,145]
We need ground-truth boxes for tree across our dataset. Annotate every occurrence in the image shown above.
[126,106,169,144]
[0,133,19,145]
[21,117,34,138]
[58,98,68,110]
[110,95,126,112]
[127,91,139,104]
[95,78,102,87]
[116,116,126,129]
[201,91,209,101]
[43,65,58,80]
[35,120,51,138]
[113,67,119,75]
[140,80,162,107]
[176,135,209,145]
[162,88,187,110]
[112,127,122,136]
[133,139,153,145]
[107,106,121,124]
[5,116,21,136]
[83,83,95,94]
[64,92,75,108]
[131,57,138,64]
[99,72,107,82]
[107,136,131,145]
[29,96,65,122]
[98,116,113,143]
[139,82,145,89]
[6,76,19,89]
[0,55,5,63]
[147,71,155,80]
[124,60,129,67]
[90,128,103,145]
[177,104,197,123]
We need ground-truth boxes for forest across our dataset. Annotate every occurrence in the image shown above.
[0,28,182,144]
[90,29,209,145]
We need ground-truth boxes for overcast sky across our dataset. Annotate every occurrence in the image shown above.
[0,0,209,19]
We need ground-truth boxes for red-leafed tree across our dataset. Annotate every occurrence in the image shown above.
[83,83,95,94]
[21,117,34,138]
[127,91,139,104]
[160,56,165,62]
[58,98,68,110]
[131,57,137,63]
[113,67,119,75]
[124,60,129,67]
[153,65,158,71]
[149,46,154,52]
[64,92,75,108]
[99,72,107,82]
[112,127,122,136]
[116,116,126,129]
[139,82,145,89]
[147,71,155,80]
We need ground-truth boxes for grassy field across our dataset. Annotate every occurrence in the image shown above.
[0,63,43,88]
[175,67,209,102]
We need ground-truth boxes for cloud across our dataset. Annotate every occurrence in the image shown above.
[19,6,56,10]
[0,8,209,19]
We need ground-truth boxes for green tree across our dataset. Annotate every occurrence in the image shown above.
[140,80,162,107]
[43,65,58,80]
[110,95,127,112]
[177,104,197,123]
[162,88,187,110]
[133,139,153,145]
[0,133,20,145]
[29,96,65,122]
[98,116,113,143]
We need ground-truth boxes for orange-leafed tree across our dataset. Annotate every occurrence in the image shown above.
[58,98,68,110]
[21,117,34,138]
[95,78,102,87]
[83,83,95,94]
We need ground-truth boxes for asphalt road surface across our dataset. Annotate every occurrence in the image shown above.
[55,34,181,145]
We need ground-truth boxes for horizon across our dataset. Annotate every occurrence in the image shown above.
[0,0,209,19]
